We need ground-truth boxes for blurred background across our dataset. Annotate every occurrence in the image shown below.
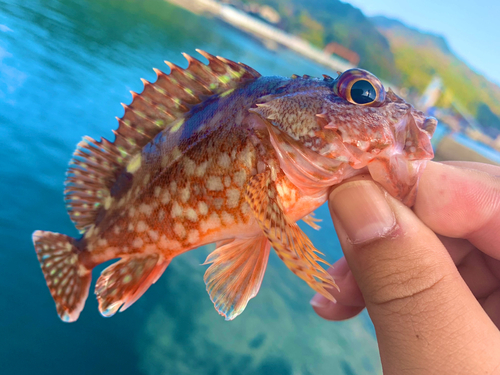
[1,0,499,374]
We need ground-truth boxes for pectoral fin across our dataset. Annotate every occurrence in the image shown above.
[204,236,271,320]
[245,171,338,300]
[302,213,322,230]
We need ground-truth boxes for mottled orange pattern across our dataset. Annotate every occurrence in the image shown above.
[32,53,435,322]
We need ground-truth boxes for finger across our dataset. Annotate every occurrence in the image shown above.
[482,289,500,329]
[415,162,500,259]
[441,161,500,176]
[311,257,365,307]
[326,180,500,373]
[311,257,365,320]
[484,254,500,280]
[311,302,364,321]
[436,235,475,264]
[457,250,499,298]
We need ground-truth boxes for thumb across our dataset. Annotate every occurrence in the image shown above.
[325,180,500,374]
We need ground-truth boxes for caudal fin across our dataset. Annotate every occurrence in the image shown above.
[32,230,91,322]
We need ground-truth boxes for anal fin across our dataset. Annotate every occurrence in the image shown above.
[95,254,169,317]
[245,171,338,300]
[204,236,271,320]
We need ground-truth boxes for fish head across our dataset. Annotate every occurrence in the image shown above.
[251,69,436,206]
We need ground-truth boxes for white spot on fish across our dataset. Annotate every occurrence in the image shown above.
[170,181,177,194]
[185,208,198,222]
[136,221,148,232]
[139,203,153,216]
[221,211,235,225]
[154,186,161,197]
[187,229,199,244]
[180,187,190,203]
[148,230,159,242]
[217,153,231,169]
[206,176,223,191]
[195,161,208,177]
[224,176,231,187]
[85,225,95,239]
[233,170,247,187]
[128,206,136,218]
[173,222,186,239]
[104,196,113,210]
[171,146,182,160]
[161,189,171,205]
[161,154,170,168]
[97,238,108,247]
[132,237,143,248]
[171,201,183,218]
[200,212,221,233]
[198,201,208,216]
[127,154,142,174]
[226,189,240,208]
[183,157,196,176]
[239,144,254,168]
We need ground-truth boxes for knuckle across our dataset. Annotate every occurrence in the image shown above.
[360,249,451,312]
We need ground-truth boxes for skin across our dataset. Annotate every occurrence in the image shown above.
[310,161,500,374]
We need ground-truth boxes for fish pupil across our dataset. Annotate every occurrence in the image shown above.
[350,80,376,104]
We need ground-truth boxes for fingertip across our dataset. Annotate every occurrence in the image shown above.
[415,161,500,256]
[311,300,365,321]
[325,260,365,307]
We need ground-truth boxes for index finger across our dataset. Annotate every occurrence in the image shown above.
[414,161,500,259]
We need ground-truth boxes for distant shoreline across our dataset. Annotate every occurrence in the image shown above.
[166,1,353,73]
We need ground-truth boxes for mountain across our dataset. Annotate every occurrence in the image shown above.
[240,0,401,84]
[372,15,500,127]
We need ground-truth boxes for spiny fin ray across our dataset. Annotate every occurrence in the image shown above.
[64,51,261,231]
[95,254,170,317]
[245,171,338,300]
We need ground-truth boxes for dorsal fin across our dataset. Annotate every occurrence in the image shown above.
[64,50,261,231]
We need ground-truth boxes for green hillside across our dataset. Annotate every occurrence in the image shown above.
[241,0,401,84]
[371,16,500,122]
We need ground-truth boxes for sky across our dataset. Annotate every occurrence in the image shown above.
[344,0,500,86]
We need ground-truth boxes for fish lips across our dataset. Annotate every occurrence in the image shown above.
[367,111,436,206]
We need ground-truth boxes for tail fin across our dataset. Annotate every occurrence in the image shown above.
[32,230,91,322]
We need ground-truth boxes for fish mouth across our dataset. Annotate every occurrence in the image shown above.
[366,110,436,207]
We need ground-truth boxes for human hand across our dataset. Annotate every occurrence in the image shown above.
[310,161,500,374]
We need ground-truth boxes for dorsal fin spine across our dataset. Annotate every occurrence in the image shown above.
[64,50,261,230]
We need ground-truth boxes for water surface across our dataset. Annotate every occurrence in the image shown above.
[0,1,380,374]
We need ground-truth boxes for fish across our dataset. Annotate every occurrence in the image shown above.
[32,50,436,322]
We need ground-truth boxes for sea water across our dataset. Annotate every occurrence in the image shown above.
[0,0,381,374]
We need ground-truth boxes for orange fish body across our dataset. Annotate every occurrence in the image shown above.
[33,51,435,322]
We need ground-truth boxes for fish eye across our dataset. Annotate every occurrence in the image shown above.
[334,69,385,106]
[350,80,376,104]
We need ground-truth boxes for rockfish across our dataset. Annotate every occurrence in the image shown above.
[32,50,436,322]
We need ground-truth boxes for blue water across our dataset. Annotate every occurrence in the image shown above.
[452,132,500,164]
[0,0,381,374]
[431,123,500,164]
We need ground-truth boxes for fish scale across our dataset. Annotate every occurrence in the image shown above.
[33,50,435,322]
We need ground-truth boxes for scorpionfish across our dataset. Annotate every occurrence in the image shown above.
[32,50,436,322]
